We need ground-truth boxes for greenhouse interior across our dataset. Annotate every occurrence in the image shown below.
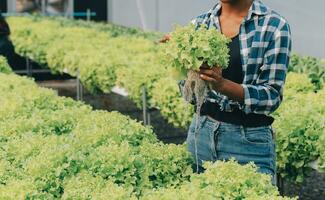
[0,0,324,199]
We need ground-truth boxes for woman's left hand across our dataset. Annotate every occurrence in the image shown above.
[199,65,225,92]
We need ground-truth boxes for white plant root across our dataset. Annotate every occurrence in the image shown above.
[183,70,208,173]
[183,70,208,115]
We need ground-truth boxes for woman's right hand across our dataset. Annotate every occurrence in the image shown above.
[159,34,171,43]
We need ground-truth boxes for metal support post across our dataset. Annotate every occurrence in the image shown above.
[276,173,285,196]
[86,9,91,21]
[76,68,83,101]
[26,57,32,77]
[155,0,160,31]
[107,0,113,22]
[66,0,74,19]
[7,0,16,13]
[147,110,151,126]
[41,0,46,15]
[142,87,148,125]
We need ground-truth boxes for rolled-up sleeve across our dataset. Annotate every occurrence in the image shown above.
[241,22,292,115]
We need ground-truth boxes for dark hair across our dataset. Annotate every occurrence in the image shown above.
[0,15,10,36]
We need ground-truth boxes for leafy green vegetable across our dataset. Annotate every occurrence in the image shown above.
[150,77,194,127]
[163,24,230,75]
[0,56,12,74]
[288,53,325,90]
[284,72,315,95]
[6,16,325,184]
[8,16,193,128]
[143,160,296,200]
[0,73,192,198]
[62,171,137,200]
[115,51,167,108]
[0,73,291,199]
[317,132,325,172]
[273,73,325,182]
[316,89,325,172]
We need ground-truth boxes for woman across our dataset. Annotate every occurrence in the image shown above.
[0,14,16,66]
[0,13,28,70]
[163,0,292,185]
[0,13,71,80]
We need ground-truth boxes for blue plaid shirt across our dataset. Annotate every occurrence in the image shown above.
[186,0,292,115]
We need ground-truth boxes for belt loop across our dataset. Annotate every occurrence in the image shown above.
[200,115,208,129]
[270,126,276,142]
[213,120,221,160]
[213,119,221,133]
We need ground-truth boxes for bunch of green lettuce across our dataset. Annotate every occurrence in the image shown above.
[0,73,193,198]
[150,77,194,128]
[315,88,325,172]
[273,73,325,182]
[288,53,325,90]
[163,24,230,77]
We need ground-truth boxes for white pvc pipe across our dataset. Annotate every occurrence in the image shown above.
[66,0,74,18]
[135,0,147,30]
[107,0,112,22]
[41,0,46,14]
[7,0,16,12]
[155,0,159,31]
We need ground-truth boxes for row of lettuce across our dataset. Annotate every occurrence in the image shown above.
[6,16,325,183]
[7,16,193,128]
[0,58,291,199]
[273,73,325,182]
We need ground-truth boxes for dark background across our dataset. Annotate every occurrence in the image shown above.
[74,0,107,22]
[0,1,7,13]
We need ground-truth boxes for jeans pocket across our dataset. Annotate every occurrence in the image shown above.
[241,126,272,146]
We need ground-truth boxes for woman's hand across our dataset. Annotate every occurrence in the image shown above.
[199,64,225,92]
[199,63,244,103]
[159,34,171,43]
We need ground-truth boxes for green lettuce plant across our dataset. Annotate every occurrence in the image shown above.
[0,56,12,74]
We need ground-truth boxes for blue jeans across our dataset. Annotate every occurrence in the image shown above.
[186,114,276,185]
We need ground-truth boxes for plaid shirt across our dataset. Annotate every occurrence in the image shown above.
[183,0,292,115]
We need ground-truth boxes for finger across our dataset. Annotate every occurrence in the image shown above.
[199,68,212,74]
[159,38,167,43]
[212,66,223,74]
[210,68,223,78]
[199,74,216,82]
[200,69,215,77]
[159,35,170,43]
[164,36,170,42]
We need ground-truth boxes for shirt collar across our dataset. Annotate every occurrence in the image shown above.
[212,0,270,21]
